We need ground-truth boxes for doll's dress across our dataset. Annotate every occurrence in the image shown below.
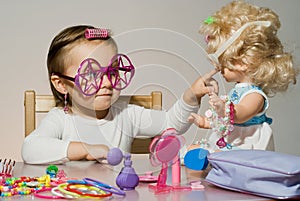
[207,83,274,152]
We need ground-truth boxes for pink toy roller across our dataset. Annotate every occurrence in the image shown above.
[85,28,110,39]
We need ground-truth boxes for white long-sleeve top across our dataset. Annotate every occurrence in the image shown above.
[21,96,198,164]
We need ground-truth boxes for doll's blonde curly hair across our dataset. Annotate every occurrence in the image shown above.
[200,0,298,97]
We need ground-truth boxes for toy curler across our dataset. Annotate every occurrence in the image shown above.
[85,28,110,39]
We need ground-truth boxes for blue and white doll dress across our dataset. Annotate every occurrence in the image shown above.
[208,83,274,152]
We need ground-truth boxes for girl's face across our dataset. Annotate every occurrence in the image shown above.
[64,40,120,115]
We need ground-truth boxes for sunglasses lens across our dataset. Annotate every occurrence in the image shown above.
[110,54,135,90]
[77,58,103,95]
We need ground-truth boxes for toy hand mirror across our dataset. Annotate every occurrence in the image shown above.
[149,128,185,193]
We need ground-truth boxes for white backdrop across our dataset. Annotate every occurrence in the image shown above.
[0,0,299,161]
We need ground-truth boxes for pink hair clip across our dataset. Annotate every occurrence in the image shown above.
[85,28,110,39]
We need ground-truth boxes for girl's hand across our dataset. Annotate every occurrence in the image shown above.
[209,92,226,117]
[191,69,219,98]
[184,69,219,106]
[85,144,110,161]
[188,112,210,129]
[67,142,110,161]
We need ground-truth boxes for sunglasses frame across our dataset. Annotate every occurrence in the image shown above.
[53,54,135,96]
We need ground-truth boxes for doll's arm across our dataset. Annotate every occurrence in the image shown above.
[188,112,211,129]
[209,92,265,123]
[233,93,265,124]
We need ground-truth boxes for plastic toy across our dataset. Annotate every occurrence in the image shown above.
[46,165,58,178]
[184,148,209,171]
[139,171,158,183]
[0,159,15,178]
[53,54,135,96]
[107,148,139,191]
[148,128,191,193]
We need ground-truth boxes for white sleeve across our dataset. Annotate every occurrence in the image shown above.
[137,95,199,136]
[21,108,70,164]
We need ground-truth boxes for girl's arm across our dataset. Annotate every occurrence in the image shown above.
[136,69,220,136]
[67,142,109,161]
[22,131,109,164]
[137,96,200,136]
[21,108,109,164]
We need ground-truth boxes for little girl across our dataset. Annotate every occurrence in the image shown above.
[21,25,218,164]
[189,0,298,152]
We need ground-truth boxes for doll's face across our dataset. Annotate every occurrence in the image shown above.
[221,64,250,83]
[64,40,121,113]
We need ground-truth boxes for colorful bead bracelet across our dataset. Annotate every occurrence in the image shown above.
[206,95,235,149]
[0,176,45,197]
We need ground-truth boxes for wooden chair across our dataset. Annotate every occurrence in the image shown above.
[24,90,162,154]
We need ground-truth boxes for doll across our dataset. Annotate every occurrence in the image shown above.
[189,0,298,152]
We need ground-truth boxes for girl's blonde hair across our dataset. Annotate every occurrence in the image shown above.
[200,0,298,96]
[47,25,117,107]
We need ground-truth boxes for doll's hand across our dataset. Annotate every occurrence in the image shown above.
[188,113,210,129]
[85,144,110,161]
[209,92,225,117]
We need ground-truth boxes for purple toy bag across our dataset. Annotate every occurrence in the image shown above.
[206,150,300,200]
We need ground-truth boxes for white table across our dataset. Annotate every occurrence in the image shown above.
[3,154,273,200]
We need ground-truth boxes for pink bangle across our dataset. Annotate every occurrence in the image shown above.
[229,102,235,125]
[34,187,64,199]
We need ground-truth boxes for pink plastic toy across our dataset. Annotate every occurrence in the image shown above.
[139,171,158,183]
[148,128,191,194]
[85,28,110,39]
[53,54,135,96]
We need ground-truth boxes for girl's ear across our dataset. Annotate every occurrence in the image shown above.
[51,75,67,94]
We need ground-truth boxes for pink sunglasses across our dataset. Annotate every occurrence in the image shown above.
[54,54,135,96]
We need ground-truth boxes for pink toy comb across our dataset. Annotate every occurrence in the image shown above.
[85,28,110,39]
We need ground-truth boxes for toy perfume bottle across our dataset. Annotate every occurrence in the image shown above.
[116,153,139,190]
[107,148,139,190]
